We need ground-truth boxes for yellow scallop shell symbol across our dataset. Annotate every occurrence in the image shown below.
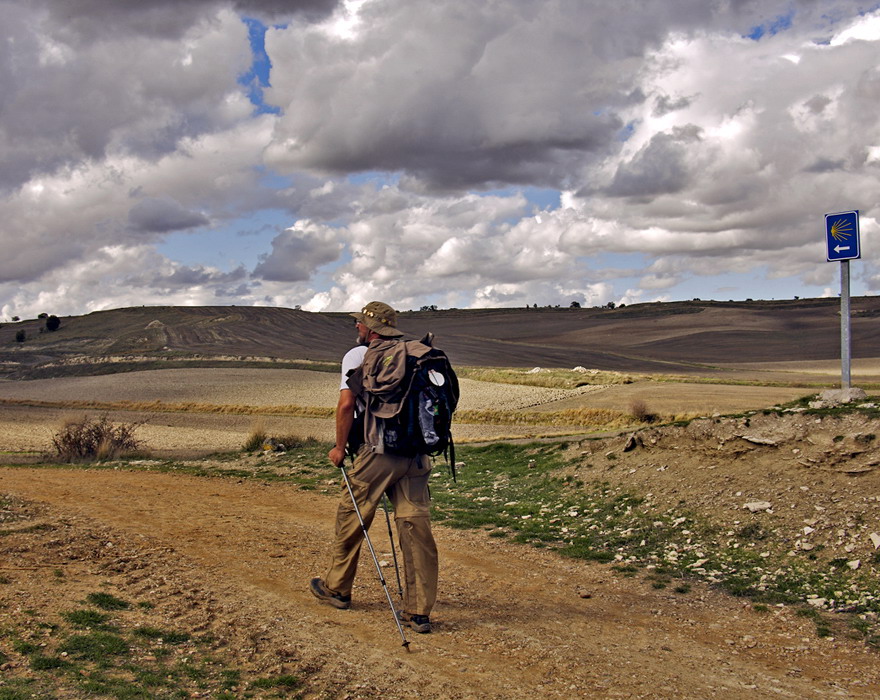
[830,218,853,242]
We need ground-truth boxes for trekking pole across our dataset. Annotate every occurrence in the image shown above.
[339,465,410,650]
[381,494,404,599]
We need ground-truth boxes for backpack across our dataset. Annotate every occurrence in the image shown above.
[347,333,460,480]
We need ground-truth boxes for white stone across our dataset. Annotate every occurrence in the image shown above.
[848,560,861,570]
[870,532,880,549]
[819,388,868,405]
[743,501,772,513]
[741,435,777,446]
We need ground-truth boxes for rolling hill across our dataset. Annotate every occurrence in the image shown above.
[1,297,879,379]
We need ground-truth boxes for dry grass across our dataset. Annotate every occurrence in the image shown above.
[458,366,637,389]
[242,419,320,452]
[0,398,335,419]
[459,406,650,428]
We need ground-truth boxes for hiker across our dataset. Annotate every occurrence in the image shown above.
[310,301,438,634]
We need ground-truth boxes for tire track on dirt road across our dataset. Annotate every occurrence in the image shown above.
[2,467,879,698]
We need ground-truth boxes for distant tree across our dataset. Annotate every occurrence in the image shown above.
[11,316,19,322]
[46,315,61,332]
[420,304,438,311]
[569,301,581,308]
[15,330,26,343]
[605,301,616,309]
[38,313,48,319]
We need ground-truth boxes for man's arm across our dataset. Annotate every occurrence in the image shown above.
[328,388,357,467]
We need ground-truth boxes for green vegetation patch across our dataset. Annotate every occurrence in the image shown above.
[60,608,115,629]
[85,592,131,611]
[0,584,317,699]
[429,442,880,646]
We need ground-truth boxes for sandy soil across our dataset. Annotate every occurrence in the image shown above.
[3,467,880,699]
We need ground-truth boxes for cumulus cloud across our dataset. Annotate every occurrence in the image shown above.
[253,220,344,282]
[0,3,254,190]
[0,245,244,319]
[33,0,339,41]
[2,0,880,319]
[128,197,210,233]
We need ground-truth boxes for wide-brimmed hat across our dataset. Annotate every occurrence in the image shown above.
[350,301,404,337]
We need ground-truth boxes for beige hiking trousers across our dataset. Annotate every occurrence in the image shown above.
[323,447,438,617]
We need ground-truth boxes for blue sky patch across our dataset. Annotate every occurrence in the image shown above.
[239,18,280,115]
[747,9,795,40]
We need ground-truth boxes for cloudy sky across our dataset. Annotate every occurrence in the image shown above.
[2,0,879,319]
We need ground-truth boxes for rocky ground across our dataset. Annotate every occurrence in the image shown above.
[571,408,880,574]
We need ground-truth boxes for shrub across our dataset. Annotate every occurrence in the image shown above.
[629,399,658,423]
[15,329,25,343]
[45,315,60,331]
[52,415,143,462]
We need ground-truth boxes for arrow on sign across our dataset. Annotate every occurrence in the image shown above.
[835,245,851,253]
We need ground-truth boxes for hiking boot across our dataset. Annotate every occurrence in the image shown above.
[397,610,432,634]
[309,578,351,609]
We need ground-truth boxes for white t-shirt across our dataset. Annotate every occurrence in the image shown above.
[340,344,368,391]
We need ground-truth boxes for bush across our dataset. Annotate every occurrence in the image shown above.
[629,399,658,423]
[52,415,144,462]
[15,329,25,343]
[45,315,60,331]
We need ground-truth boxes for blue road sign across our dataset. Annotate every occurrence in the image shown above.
[825,210,860,262]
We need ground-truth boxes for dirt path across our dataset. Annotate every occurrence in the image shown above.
[3,467,880,698]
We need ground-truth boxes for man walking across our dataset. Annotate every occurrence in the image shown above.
[310,301,438,634]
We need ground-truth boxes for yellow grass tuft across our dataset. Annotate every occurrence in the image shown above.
[0,398,336,419]
[457,406,637,429]
[458,367,636,389]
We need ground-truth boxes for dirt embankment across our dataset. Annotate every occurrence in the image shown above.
[3,465,880,699]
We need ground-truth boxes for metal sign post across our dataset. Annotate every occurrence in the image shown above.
[840,260,851,389]
[824,211,861,390]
